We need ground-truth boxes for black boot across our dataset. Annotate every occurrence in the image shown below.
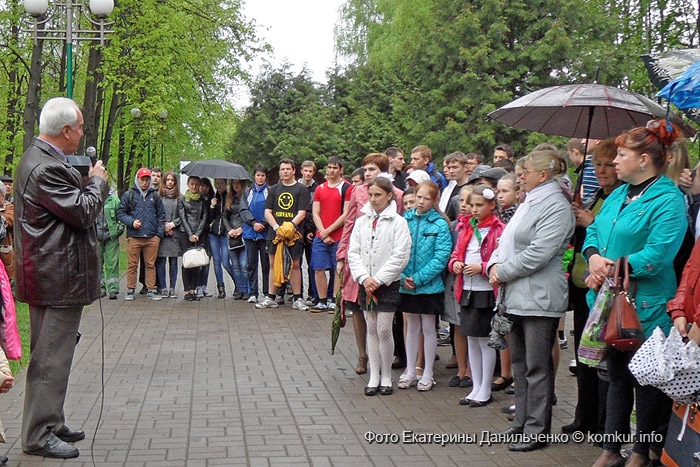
[217,284,226,299]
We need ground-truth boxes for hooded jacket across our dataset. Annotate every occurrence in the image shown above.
[117,175,166,239]
[348,200,411,287]
[400,207,452,295]
[241,183,269,241]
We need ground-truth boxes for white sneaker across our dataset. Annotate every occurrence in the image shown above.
[292,298,310,311]
[255,297,278,309]
[248,295,258,304]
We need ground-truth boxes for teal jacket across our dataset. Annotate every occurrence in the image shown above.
[583,176,687,337]
[400,208,451,295]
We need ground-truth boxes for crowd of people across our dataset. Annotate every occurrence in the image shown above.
[4,96,698,465]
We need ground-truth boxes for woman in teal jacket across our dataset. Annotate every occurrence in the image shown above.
[585,120,686,467]
[397,181,452,392]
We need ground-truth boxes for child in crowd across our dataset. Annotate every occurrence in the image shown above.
[497,174,519,224]
[398,181,451,391]
[493,174,518,392]
[348,176,411,396]
[402,187,415,211]
[156,171,182,298]
[350,168,365,186]
[447,185,474,389]
[449,185,505,406]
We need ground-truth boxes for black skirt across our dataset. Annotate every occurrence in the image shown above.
[399,292,444,315]
[359,281,400,313]
[459,290,496,338]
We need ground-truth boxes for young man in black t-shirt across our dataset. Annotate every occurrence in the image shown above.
[255,158,311,311]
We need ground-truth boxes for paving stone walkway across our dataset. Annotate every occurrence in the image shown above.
[0,274,600,466]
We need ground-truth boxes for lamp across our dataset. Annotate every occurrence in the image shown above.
[23,0,49,17]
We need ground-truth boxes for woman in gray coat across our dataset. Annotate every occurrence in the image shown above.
[487,150,575,452]
[156,171,182,298]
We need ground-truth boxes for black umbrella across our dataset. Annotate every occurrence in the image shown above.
[488,83,677,140]
[181,159,251,180]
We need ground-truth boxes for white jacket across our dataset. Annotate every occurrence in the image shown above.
[348,200,411,287]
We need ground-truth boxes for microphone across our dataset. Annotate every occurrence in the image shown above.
[86,146,97,166]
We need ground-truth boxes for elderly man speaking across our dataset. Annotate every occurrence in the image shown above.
[15,97,108,459]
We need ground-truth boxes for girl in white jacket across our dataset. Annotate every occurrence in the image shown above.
[348,176,411,396]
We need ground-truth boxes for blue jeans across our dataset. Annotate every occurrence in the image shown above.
[209,234,235,285]
[156,256,178,289]
[229,247,249,293]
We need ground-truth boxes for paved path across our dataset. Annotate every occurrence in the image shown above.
[0,274,599,466]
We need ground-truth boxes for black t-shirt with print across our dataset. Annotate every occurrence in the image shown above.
[265,181,310,239]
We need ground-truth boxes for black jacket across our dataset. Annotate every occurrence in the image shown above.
[14,138,108,306]
[117,181,166,238]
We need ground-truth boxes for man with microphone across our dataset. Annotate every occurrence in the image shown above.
[15,97,108,459]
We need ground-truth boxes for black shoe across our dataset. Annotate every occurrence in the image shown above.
[0,455,7,465]
[501,405,516,415]
[139,286,148,295]
[492,376,514,392]
[459,397,472,406]
[241,293,250,301]
[391,357,406,369]
[109,292,118,300]
[185,293,193,301]
[448,375,461,387]
[460,376,473,388]
[217,284,226,299]
[552,394,557,406]
[505,384,515,395]
[233,292,244,300]
[469,396,493,407]
[24,433,79,458]
[100,290,107,298]
[561,422,582,434]
[55,425,85,442]
[379,385,393,395]
[508,441,547,452]
[364,386,379,396]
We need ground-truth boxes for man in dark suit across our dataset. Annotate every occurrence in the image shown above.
[15,97,108,459]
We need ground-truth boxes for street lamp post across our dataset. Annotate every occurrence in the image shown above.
[23,0,115,99]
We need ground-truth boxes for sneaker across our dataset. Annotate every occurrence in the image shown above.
[292,298,310,311]
[196,286,204,298]
[139,286,148,295]
[559,330,568,349]
[437,335,451,346]
[160,288,169,298]
[148,289,162,301]
[303,297,318,307]
[311,301,328,313]
[109,292,118,300]
[125,289,135,301]
[255,297,279,309]
[328,302,336,313]
[274,295,285,305]
[569,359,578,376]
[169,288,176,298]
[202,287,212,297]
[248,295,258,304]
[100,290,107,298]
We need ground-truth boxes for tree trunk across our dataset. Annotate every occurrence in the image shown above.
[101,87,123,166]
[118,129,125,196]
[79,45,104,154]
[4,8,20,173]
[23,25,45,152]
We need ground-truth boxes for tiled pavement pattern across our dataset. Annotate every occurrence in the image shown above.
[0,275,601,466]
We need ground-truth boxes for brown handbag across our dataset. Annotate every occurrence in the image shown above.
[604,257,645,351]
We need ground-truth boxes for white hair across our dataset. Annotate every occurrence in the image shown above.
[0,183,6,197]
[38,97,80,136]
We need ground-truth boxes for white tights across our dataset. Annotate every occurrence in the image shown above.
[466,336,496,402]
[405,313,437,384]
[364,311,395,387]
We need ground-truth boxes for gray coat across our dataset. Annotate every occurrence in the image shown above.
[157,195,182,257]
[489,187,575,318]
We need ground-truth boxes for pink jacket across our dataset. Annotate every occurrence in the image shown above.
[448,214,505,303]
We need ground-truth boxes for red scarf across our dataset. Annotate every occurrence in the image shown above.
[454,213,500,261]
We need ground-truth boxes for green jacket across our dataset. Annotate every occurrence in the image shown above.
[97,193,125,241]
[583,176,686,337]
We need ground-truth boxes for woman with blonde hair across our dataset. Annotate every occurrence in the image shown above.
[488,150,575,452]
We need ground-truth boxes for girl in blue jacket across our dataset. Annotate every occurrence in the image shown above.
[398,181,452,391]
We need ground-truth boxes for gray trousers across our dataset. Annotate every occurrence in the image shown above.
[21,305,82,451]
[509,314,559,436]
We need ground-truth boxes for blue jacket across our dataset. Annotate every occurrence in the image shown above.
[583,175,687,337]
[117,181,166,239]
[400,207,452,295]
[426,162,448,191]
[241,183,269,241]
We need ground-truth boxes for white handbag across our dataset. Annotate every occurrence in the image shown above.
[182,247,209,269]
[629,326,700,404]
